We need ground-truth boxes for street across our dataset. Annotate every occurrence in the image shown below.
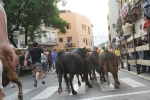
[3,69,150,100]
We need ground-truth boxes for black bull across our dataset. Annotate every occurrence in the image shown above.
[56,48,93,95]
[88,51,106,82]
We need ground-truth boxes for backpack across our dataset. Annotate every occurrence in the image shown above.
[142,0,150,17]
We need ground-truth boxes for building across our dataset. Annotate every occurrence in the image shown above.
[14,26,58,50]
[116,0,143,38]
[55,10,94,50]
[108,0,119,43]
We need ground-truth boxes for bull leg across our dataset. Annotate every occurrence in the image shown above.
[92,69,97,81]
[57,73,62,94]
[84,69,93,88]
[76,74,81,87]
[64,74,71,93]
[105,72,110,86]
[69,74,77,95]
[6,71,23,100]
[116,73,120,84]
[89,69,93,80]
[112,73,118,89]
[102,72,106,82]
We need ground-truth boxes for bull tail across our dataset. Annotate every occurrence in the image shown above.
[56,53,65,75]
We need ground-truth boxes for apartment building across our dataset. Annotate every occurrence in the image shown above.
[116,0,143,38]
[55,10,94,50]
[108,0,119,43]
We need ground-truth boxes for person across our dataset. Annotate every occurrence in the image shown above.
[24,42,47,87]
[122,20,134,50]
[115,33,124,49]
[100,47,105,54]
[52,49,57,69]
[47,50,52,72]
[143,13,150,32]
[114,46,121,69]
[41,47,48,78]
[95,47,100,53]
[0,1,18,99]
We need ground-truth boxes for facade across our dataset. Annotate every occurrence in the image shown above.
[13,26,58,50]
[54,10,94,50]
[116,0,143,38]
[108,0,119,43]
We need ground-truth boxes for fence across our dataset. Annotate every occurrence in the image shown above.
[120,26,150,74]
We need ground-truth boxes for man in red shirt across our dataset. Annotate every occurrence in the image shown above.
[143,13,150,31]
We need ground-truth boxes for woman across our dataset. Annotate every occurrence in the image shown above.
[114,46,121,69]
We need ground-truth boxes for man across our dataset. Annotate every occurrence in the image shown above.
[24,42,47,87]
[0,1,18,99]
[115,33,124,49]
[122,20,133,50]
[95,47,100,53]
[52,49,57,69]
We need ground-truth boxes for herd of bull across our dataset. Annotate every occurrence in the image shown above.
[0,47,120,100]
[56,48,120,95]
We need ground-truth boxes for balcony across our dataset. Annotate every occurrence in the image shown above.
[117,17,122,28]
[46,38,57,43]
[65,43,75,48]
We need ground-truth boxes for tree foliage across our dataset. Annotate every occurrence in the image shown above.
[3,0,67,47]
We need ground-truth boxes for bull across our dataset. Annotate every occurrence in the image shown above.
[56,48,93,95]
[1,48,23,100]
[99,49,120,89]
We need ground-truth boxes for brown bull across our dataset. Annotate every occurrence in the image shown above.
[1,48,23,100]
[99,49,120,89]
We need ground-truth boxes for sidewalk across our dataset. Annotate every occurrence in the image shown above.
[120,63,150,81]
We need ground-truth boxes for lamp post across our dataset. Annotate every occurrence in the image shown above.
[77,30,84,48]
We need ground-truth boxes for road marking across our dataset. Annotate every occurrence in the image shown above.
[31,86,58,100]
[97,77,116,91]
[120,78,146,88]
[70,83,86,95]
[5,89,33,100]
[78,90,150,100]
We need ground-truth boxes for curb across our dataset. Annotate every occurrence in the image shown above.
[121,69,150,81]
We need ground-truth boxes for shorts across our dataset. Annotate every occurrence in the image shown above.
[124,35,131,40]
[32,63,42,72]
[42,62,48,70]
[0,60,3,89]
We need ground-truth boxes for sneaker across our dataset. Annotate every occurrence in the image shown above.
[11,83,16,88]
[42,81,45,84]
[34,79,37,87]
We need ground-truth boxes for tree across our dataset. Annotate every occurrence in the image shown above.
[3,0,67,48]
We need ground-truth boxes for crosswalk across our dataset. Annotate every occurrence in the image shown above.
[4,75,147,100]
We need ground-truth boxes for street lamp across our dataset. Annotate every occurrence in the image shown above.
[77,30,84,48]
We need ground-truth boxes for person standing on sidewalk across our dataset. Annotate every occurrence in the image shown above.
[47,50,52,72]
[52,49,57,69]
[0,0,18,99]
[24,42,47,87]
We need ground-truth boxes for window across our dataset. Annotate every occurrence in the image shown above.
[67,23,71,29]
[67,37,72,42]
[86,38,88,45]
[59,38,63,42]
[88,27,90,34]
[83,38,85,43]
[82,24,84,29]
[84,25,86,30]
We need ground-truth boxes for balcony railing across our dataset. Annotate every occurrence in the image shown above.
[65,43,75,48]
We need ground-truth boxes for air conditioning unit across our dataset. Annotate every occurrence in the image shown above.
[112,24,117,28]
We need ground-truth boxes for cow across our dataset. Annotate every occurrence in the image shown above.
[56,48,93,95]
[88,51,106,82]
[99,49,120,89]
[1,48,23,100]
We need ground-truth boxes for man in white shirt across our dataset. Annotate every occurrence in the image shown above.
[122,20,133,50]
[115,33,124,49]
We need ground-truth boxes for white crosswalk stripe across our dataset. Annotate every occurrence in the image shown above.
[5,89,33,100]
[4,77,147,100]
[30,86,58,100]
[120,78,146,88]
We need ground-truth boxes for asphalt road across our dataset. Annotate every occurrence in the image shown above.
[3,69,150,100]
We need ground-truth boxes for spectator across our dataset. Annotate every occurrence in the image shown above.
[114,46,121,69]
[52,49,57,69]
[122,20,134,50]
[115,33,124,49]
[95,47,100,53]
[47,50,52,72]
[143,13,150,32]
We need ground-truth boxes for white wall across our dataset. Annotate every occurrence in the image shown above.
[108,0,119,40]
